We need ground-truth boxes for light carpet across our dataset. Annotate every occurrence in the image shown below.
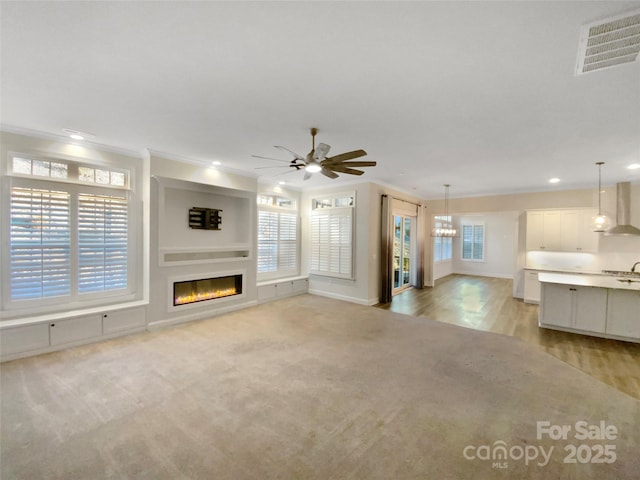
[1,294,638,479]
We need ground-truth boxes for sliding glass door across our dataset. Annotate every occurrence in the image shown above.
[393,215,413,294]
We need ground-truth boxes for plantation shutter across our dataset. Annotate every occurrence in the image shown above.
[310,207,353,279]
[9,187,71,299]
[462,225,473,259]
[473,225,484,260]
[258,210,278,273]
[462,224,484,261]
[278,212,297,271]
[78,193,129,292]
[257,209,297,275]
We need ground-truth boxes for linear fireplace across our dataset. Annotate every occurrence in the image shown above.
[168,270,245,312]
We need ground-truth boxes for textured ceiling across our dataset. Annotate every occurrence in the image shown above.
[1,1,639,199]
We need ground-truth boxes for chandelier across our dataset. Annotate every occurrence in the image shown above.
[432,184,457,237]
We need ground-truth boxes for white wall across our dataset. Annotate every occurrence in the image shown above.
[433,259,453,281]
[452,212,519,279]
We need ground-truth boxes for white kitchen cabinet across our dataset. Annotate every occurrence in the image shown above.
[573,286,607,333]
[50,315,102,345]
[578,210,599,252]
[0,323,50,356]
[526,211,561,250]
[526,212,545,251]
[526,209,598,252]
[540,283,573,328]
[606,289,640,338]
[540,283,607,332]
[523,270,541,304]
[560,211,580,251]
[102,307,146,335]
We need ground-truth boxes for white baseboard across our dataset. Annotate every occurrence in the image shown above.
[308,289,378,306]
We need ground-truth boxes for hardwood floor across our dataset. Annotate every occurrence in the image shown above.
[376,274,640,400]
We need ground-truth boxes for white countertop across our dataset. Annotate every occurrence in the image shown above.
[525,267,602,275]
[538,272,640,291]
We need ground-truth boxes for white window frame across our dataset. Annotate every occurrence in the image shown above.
[310,192,355,280]
[257,194,299,281]
[433,215,453,262]
[2,154,136,316]
[461,223,485,262]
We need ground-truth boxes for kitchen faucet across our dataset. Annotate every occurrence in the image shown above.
[632,262,640,273]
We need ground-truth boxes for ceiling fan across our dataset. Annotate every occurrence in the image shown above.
[253,128,376,180]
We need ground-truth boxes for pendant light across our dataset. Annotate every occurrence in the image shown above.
[432,184,457,237]
[591,162,611,232]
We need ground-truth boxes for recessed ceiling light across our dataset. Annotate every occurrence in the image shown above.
[549,178,560,184]
[62,128,94,140]
[628,163,640,170]
[211,161,221,166]
[278,181,286,185]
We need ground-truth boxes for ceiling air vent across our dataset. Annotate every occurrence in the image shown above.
[575,9,640,75]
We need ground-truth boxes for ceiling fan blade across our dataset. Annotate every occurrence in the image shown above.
[303,171,313,181]
[275,145,305,161]
[251,155,290,163]
[327,166,365,176]
[325,160,376,168]
[321,167,339,179]
[325,149,367,163]
[314,143,331,161]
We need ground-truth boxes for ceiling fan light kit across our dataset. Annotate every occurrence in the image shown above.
[305,162,322,173]
[253,128,376,180]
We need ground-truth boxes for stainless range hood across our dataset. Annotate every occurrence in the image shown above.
[606,182,640,236]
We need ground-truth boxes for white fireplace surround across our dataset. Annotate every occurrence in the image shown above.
[167,269,246,313]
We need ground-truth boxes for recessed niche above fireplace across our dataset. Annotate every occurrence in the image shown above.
[168,270,245,312]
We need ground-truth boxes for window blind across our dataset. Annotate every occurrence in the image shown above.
[257,210,298,275]
[7,182,131,307]
[78,193,128,293]
[258,210,278,273]
[310,207,353,278]
[433,216,453,262]
[462,224,484,261]
[10,187,71,299]
[278,212,297,271]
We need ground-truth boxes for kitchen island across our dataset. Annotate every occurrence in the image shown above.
[538,272,640,343]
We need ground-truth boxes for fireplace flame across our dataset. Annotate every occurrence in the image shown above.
[175,287,237,306]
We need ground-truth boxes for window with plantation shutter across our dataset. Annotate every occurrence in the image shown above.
[310,194,354,279]
[257,194,298,278]
[278,212,297,271]
[462,223,485,261]
[78,193,128,293]
[4,154,133,313]
[433,215,453,262]
[9,187,71,300]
